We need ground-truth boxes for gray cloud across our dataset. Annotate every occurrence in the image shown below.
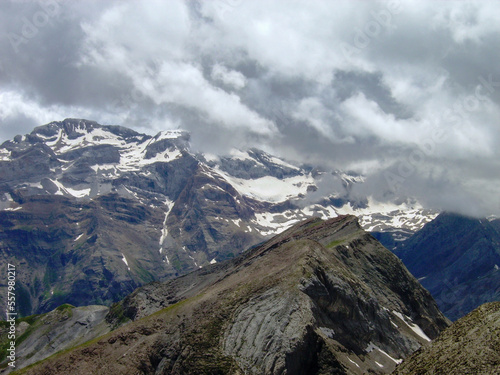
[0,0,499,216]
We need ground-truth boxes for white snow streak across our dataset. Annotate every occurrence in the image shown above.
[392,311,431,342]
[121,253,131,271]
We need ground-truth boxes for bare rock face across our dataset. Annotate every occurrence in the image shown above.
[19,216,449,375]
[0,304,111,374]
[393,301,500,374]
[223,289,316,374]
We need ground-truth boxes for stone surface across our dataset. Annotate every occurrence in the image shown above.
[0,304,110,374]
[393,301,500,374]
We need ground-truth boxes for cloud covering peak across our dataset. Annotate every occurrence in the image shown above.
[0,0,499,216]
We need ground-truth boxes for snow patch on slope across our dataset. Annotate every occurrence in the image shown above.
[338,197,438,232]
[121,253,131,271]
[42,125,184,175]
[216,169,314,203]
[392,311,431,342]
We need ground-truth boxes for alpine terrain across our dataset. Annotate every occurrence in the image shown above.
[393,301,500,374]
[0,119,437,315]
[394,212,500,321]
[5,216,449,374]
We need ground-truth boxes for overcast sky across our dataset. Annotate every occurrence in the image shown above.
[1,0,499,216]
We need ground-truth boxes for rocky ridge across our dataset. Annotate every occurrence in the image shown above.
[15,215,449,375]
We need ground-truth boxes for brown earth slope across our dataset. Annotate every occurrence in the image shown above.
[393,301,500,374]
[16,215,449,375]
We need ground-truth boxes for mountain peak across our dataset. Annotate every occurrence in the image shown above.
[31,118,146,140]
[33,118,101,139]
[19,215,448,375]
[151,129,190,142]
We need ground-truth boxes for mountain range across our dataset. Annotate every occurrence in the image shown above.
[0,119,498,374]
[0,119,437,315]
[2,215,450,374]
[394,212,500,321]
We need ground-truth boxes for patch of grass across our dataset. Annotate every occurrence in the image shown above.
[171,259,183,272]
[0,314,39,329]
[17,284,33,317]
[147,296,192,320]
[306,219,324,229]
[16,225,35,232]
[55,304,75,312]
[42,266,58,288]
[326,239,345,248]
[0,337,15,363]
[135,266,155,284]
[55,304,74,319]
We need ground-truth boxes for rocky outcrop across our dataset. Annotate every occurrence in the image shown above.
[393,301,500,374]
[0,304,111,374]
[19,216,449,375]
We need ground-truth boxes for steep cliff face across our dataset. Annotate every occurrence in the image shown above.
[0,194,167,315]
[393,301,500,374]
[19,216,449,375]
[0,120,266,315]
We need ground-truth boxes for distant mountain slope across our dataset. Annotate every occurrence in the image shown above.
[394,212,500,321]
[18,216,449,375]
[393,301,500,374]
[0,119,437,315]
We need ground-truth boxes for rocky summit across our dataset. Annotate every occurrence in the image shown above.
[14,215,449,375]
[0,119,437,316]
[393,301,500,374]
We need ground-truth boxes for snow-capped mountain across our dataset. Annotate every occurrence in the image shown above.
[0,119,437,314]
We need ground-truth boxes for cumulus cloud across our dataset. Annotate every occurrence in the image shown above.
[0,0,499,216]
